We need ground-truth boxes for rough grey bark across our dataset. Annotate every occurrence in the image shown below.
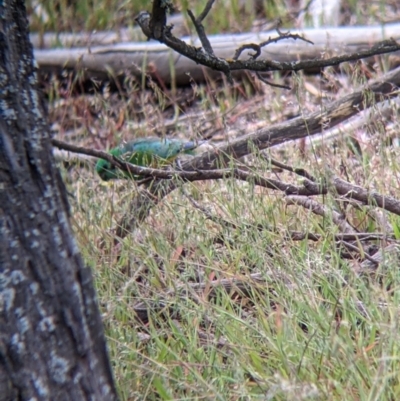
[0,2,118,400]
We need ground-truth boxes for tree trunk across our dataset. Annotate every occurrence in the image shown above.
[0,2,118,400]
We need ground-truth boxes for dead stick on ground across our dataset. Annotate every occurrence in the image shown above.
[113,66,400,238]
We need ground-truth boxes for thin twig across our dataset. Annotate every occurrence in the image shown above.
[285,195,356,234]
[285,195,380,262]
[288,232,397,242]
[228,39,400,73]
[262,155,316,181]
[197,0,215,22]
[183,189,238,230]
[255,72,291,90]
[358,244,400,273]
[340,241,379,265]
[187,0,215,55]
[233,32,313,61]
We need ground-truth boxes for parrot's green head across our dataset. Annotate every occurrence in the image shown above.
[95,158,124,181]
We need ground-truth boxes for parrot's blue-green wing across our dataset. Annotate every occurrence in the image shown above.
[96,137,203,181]
[121,138,199,160]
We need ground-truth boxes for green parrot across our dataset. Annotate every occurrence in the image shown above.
[95,137,202,181]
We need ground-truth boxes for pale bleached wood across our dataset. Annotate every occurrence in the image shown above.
[34,23,400,85]
[29,14,188,49]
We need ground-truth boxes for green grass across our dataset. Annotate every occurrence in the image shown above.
[60,68,400,400]
[66,132,400,399]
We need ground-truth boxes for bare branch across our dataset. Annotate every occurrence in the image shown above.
[285,195,356,234]
[150,0,172,40]
[135,11,152,38]
[185,67,400,170]
[233,31,313,61]
[262,155,316,182]
[255,71,291,89]
[358,244,400,274]
[51,139,320,195]
[227,39,400,73]
[285,195,379,262]
[340,241,379,265]
[298,176,400,216]
[52,138,188,180]
[233,43,261,61]
[135,6,400,79]
[197,0,216,22]
[112,66,400,237]
[187,0,215,56]
[333,176,400,216]
[287,232,397,242]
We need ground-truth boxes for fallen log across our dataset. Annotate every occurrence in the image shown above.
[30,14,188,49]
[35,23,400,86]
